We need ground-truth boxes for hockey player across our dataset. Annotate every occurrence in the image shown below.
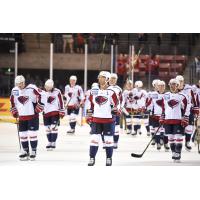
[133,80,149,135]
[10,75,44,161]
[122,80,147,135]
[64,75,84,134]
[121,80,134,134]
[87,71,119,166]
[176,75,199,151]
[108,73,122,149]
[159,79,190,162]
[146,80,169,151]
[146,79,160,139]
[42,79,65,150]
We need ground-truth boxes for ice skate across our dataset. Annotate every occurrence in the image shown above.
[185,142,192,151]
[29,151,36,161]
[106,158,112,166]
[67,129,75,134]
[19,151,29,161]
[88,158,95,166]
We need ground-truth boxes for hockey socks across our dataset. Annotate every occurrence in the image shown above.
[89,146,98,158]
[105,147,113,158]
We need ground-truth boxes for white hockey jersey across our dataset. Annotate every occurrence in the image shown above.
[89,88,118,123]
[10,84,42,120]
[64,84,84,109]
[162,92,190,124]
[107,84,122,108]
[179,84,197,110]
[121,88,147,112]
[41,88,64,117]
[146,91,164,118]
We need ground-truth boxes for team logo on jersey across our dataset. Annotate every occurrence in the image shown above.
[18,96,29,105]
[95,96,108,105]
[68,92,72,97]
[156,99,163,107]
[47,96,56,104]
[168,99,179,109]
[134,96,140,100]
[128,92,134,103]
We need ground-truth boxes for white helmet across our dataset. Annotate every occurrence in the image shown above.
[157,80,165,86]
[45,79,54,89]
[98,71,110,80]
[135,80,143,88]
[15,75,25,85]
[152,79,160,87]
[110,73,118,79]
[176,75,184,82]
[169,78,180,86]
[91,82,99,88]
[70,75,77,81]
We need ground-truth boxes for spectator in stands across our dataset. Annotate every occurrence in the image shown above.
[76,33,85,54]
[62,33,74,53]
[145,54,159,83]
[88,33,98,53]
[157,33,162,46]
[52,34,63,53]
[116,53,129,87]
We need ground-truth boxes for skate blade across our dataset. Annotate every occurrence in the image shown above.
[173,160,181,163]
[185,148,191,152]
[20,157,29,161]
[29,158,36,161]
[47,148,53,151]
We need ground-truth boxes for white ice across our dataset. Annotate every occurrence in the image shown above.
[0,122,200,166]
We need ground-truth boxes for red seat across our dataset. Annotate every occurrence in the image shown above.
[170,63,183,73]
[139,63,146,71]
[159,55,174,63]
[159,63,170,72]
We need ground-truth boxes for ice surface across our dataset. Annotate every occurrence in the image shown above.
[0,122,200,166]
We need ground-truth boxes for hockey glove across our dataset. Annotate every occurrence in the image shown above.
[11,107,18,118]
[111,107,120,115]
[181,116,189,127]
[86,109,93,124]
[159,114,165,125]
[35,103,44,113]
[192,107,199,116]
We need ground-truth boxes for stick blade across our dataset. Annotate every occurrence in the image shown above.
[131,153,143,158]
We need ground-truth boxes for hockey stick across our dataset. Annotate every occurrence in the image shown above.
[131,125,161,158]
[15,118,21,150]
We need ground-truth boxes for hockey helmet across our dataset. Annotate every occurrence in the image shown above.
[157,80,165,86]
[176,75,184,82]
[70,75,77,81]
[169,78,180,86]
[45,79,54,89]
[98,71,110,80]
[15,75,25,85]
[135,80,143,88]
[91,82,99,88]
[110,73,118,79]
[152,79,160,87]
